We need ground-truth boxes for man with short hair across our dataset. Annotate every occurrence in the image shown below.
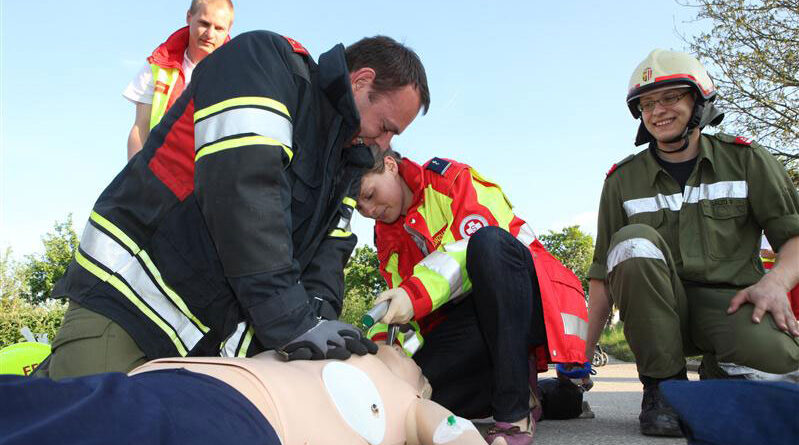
[47,31,430,379]
[124,0,234,159]
[585,49,799,437]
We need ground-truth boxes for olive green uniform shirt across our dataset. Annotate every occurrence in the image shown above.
[589,133,799,287]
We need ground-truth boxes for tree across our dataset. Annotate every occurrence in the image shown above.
[340,245,387,326]
[21,215,79,304]
[539,225,594,295]
[681,0,799,158]
[1,248,28,301]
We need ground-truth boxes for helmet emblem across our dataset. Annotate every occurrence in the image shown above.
[642,67,652,82]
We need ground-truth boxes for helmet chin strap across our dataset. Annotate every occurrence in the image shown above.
[654,99,704,154]
[654,128,691,154]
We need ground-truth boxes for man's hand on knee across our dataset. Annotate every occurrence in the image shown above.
[728,276,799,337]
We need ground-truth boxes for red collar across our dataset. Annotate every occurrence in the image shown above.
[148,27,191,70]
[398,158,425,212]
[147,26,231,70]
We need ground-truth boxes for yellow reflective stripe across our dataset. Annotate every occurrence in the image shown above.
[89,212,208,334]
[385,253,402,288]
[329,228,352,238]
[75,251,188,356]
[194,96,290,122]
[138,250,209,333]
[342,197,357,208]
[90,211,139,254]
[149,65,179,129]
[441,240,471,297]
[237,326,255,357]
[417,186,453,244]
[195,135,293,162]
[470,168,515,231]
[413,264,451,311]
[75,249,110,281]
[366,323,388,340]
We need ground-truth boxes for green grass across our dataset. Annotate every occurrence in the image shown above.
[599,323,635,362]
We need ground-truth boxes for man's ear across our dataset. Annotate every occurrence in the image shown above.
[350,67,377,92]
[385,155,398,174]
[186,10,192,26]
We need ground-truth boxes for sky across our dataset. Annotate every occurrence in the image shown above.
[0,0,707,259]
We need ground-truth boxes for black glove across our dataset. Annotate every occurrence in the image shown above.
[308,292,338,321]
[277,320,378,361]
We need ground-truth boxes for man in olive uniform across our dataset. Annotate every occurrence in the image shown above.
[584,49,799,437]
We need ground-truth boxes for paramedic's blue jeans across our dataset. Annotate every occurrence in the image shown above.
[414,226,545,423]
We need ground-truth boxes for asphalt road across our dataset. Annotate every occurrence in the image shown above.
[532,361,695,445]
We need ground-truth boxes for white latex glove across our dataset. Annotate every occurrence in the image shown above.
[375,287,414,324]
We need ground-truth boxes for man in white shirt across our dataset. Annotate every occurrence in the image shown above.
[124,0,234,159]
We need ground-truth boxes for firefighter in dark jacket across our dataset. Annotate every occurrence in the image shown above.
[45,31,430,379]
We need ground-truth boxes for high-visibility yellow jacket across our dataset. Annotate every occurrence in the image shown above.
[373,157,588,366]
[145,26,230,129]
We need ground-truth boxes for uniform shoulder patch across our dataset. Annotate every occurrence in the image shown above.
[425,157,452,176]
[714,132,753,147]
[282,36,310,56]
[606,154,634,178]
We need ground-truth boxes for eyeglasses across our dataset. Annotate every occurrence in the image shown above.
[637,90,691,113]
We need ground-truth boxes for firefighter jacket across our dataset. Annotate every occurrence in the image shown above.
[372,158,588,365]
[54,31,371,360]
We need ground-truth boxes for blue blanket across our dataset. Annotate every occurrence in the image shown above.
[0,369,280,445]
[661,380,799,445]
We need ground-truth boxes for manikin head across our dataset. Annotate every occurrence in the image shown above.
[345,37,430,150]
[186,0,234,63]
[356,149,411,224]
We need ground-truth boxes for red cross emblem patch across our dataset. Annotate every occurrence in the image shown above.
[459,214,489,238]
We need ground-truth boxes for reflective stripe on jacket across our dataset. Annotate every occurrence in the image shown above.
[373,158,588,364]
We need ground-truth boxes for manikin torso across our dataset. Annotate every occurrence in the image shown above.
[130,346,483,445]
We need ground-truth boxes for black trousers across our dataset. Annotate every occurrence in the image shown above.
[414,226,546,422]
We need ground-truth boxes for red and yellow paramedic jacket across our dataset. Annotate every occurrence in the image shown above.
[372,157,588,367]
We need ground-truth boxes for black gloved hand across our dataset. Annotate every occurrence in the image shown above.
[277,320,378,361]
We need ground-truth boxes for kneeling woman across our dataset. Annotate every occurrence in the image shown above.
[358,150,589,445]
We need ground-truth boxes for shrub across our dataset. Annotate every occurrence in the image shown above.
[599,323,634,362]
[341,246,386,326]
[0,296,66,348]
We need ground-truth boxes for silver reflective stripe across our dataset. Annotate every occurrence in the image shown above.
[684,181,748,203]
[623,193,682,217]
[623,181,748,217]
[561,313,588,340]
[420,251,464,299]
[443,239,469,253]
[194,107,293,151]
[80,224,204,351]
[79,223,134,272]
[336,215,351,231]
[607,237,666,273]
[221,321,248,358]
[516,223,537,246]
[402,333,422,356]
